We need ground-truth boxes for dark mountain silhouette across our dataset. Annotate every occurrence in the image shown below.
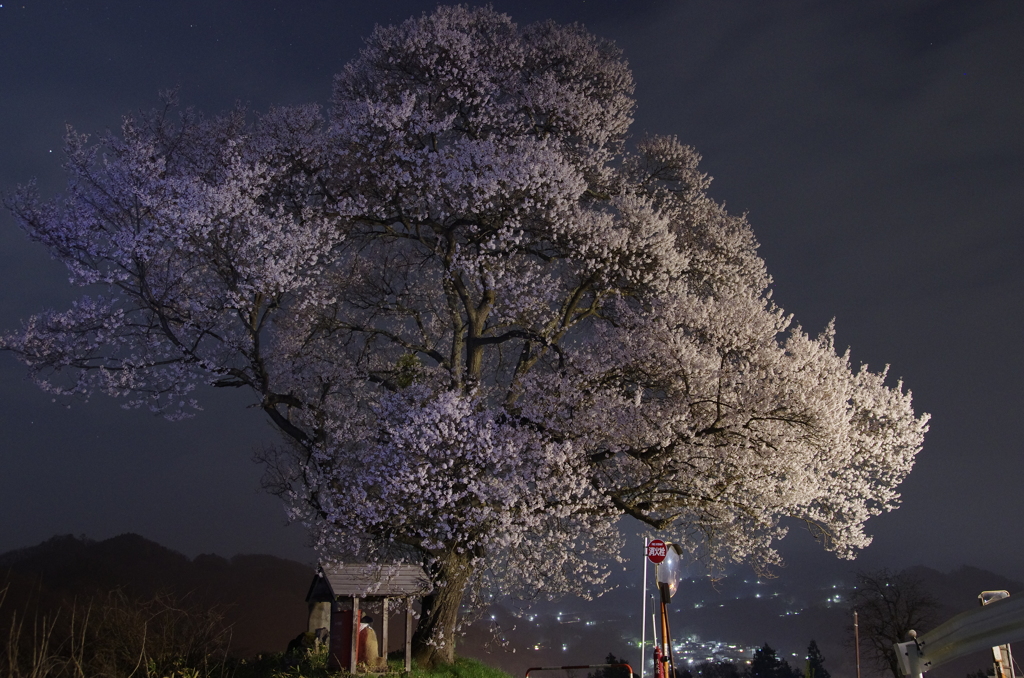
[0,533,313,658]
[4,534,1023,677]
[908,564,1024,615]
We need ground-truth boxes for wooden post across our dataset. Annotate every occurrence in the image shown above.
[405,597,414,672]
[352,596,361,672]
[382,596,390,668]
[854,610,861,678]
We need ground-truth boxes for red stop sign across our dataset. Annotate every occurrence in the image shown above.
[646,539,667,563]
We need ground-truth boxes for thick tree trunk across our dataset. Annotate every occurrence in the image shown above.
[411,551,474,667]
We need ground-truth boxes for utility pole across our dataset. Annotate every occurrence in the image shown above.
[854,610,862,678]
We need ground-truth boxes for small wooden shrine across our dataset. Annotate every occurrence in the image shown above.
[306,563,431,673]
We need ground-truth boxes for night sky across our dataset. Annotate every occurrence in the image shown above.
[2,0,1023,593]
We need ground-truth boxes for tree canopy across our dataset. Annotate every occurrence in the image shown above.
[2,6,928,665]
[850,569,939,678]
[748,644,801,678]
[805,640,829,678]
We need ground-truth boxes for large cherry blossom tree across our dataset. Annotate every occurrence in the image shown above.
[2,6,928,665]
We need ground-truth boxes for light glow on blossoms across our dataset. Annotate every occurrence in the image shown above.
[1,6,928,665]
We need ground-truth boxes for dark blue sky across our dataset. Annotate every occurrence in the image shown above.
[1,0,1022,585]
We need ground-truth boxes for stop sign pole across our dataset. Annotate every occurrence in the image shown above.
[646,539,678,678]
[641,537,650,678]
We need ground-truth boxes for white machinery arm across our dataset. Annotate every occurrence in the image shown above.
[895,594,1024,677]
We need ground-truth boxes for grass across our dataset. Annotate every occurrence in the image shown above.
[406,657,516,678]
[1,584,517,678]
[200,651,516,678]
[234,649,517,678]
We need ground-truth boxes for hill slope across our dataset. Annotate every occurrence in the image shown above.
[0,533,313,657]
[4,534,1023,678]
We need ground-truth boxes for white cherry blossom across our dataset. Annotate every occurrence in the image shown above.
[2,6,927,666]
